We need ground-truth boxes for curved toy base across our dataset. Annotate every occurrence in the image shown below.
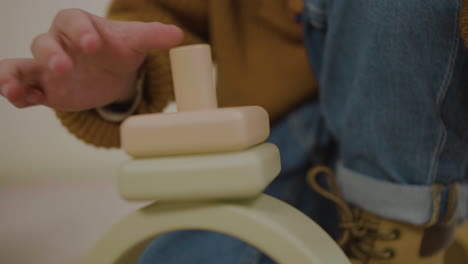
[82,194,349,264]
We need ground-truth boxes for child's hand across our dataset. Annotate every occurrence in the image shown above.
[0,8,183,110]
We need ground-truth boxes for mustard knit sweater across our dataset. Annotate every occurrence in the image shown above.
[55,0,315,148]
[56,0,468,148]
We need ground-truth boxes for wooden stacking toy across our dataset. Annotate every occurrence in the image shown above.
[119,45,278,201]
[121,45,269,158]
[82,44,349,264]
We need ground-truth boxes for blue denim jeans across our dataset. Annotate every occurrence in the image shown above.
[138,0,468,263]
[303,0,468,224]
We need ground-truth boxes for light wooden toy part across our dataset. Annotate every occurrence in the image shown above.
[82,195,350,264]
[170,44,218,111]
[119,143,280,201]
[121,106,269,158]
[121,44,269,158]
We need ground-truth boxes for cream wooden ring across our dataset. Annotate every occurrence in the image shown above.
[82,194,349,264]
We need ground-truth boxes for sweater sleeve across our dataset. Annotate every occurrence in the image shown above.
[462,0,468,47]
[55,0,209,148]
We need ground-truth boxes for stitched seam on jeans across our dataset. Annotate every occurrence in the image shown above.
[428,0,461,184]
[428,127,447,184]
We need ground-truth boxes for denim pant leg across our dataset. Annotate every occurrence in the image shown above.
[303,0,468,225]
[137,101,338,264]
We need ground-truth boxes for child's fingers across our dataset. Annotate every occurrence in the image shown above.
[1,79,44,108]
[0,58,45,107]
[31,33,73,74]
[1,79,24,103]
[50,8,102,53]
[122,22,184,53]
[0,59,31,101]
[7,83,44,109]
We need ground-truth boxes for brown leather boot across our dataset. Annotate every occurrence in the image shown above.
[307,166,458,264]
[445,221,468,264]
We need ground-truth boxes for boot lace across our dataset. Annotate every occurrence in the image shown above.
[306,166,399,262]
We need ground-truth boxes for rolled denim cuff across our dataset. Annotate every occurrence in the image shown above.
[336,164,468,225]
[460,186,468,222]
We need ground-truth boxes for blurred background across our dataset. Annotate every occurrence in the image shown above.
[0,1,146,263]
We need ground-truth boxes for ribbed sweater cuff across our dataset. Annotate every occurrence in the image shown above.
[96,71,144,123]
[55,51,173,148]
